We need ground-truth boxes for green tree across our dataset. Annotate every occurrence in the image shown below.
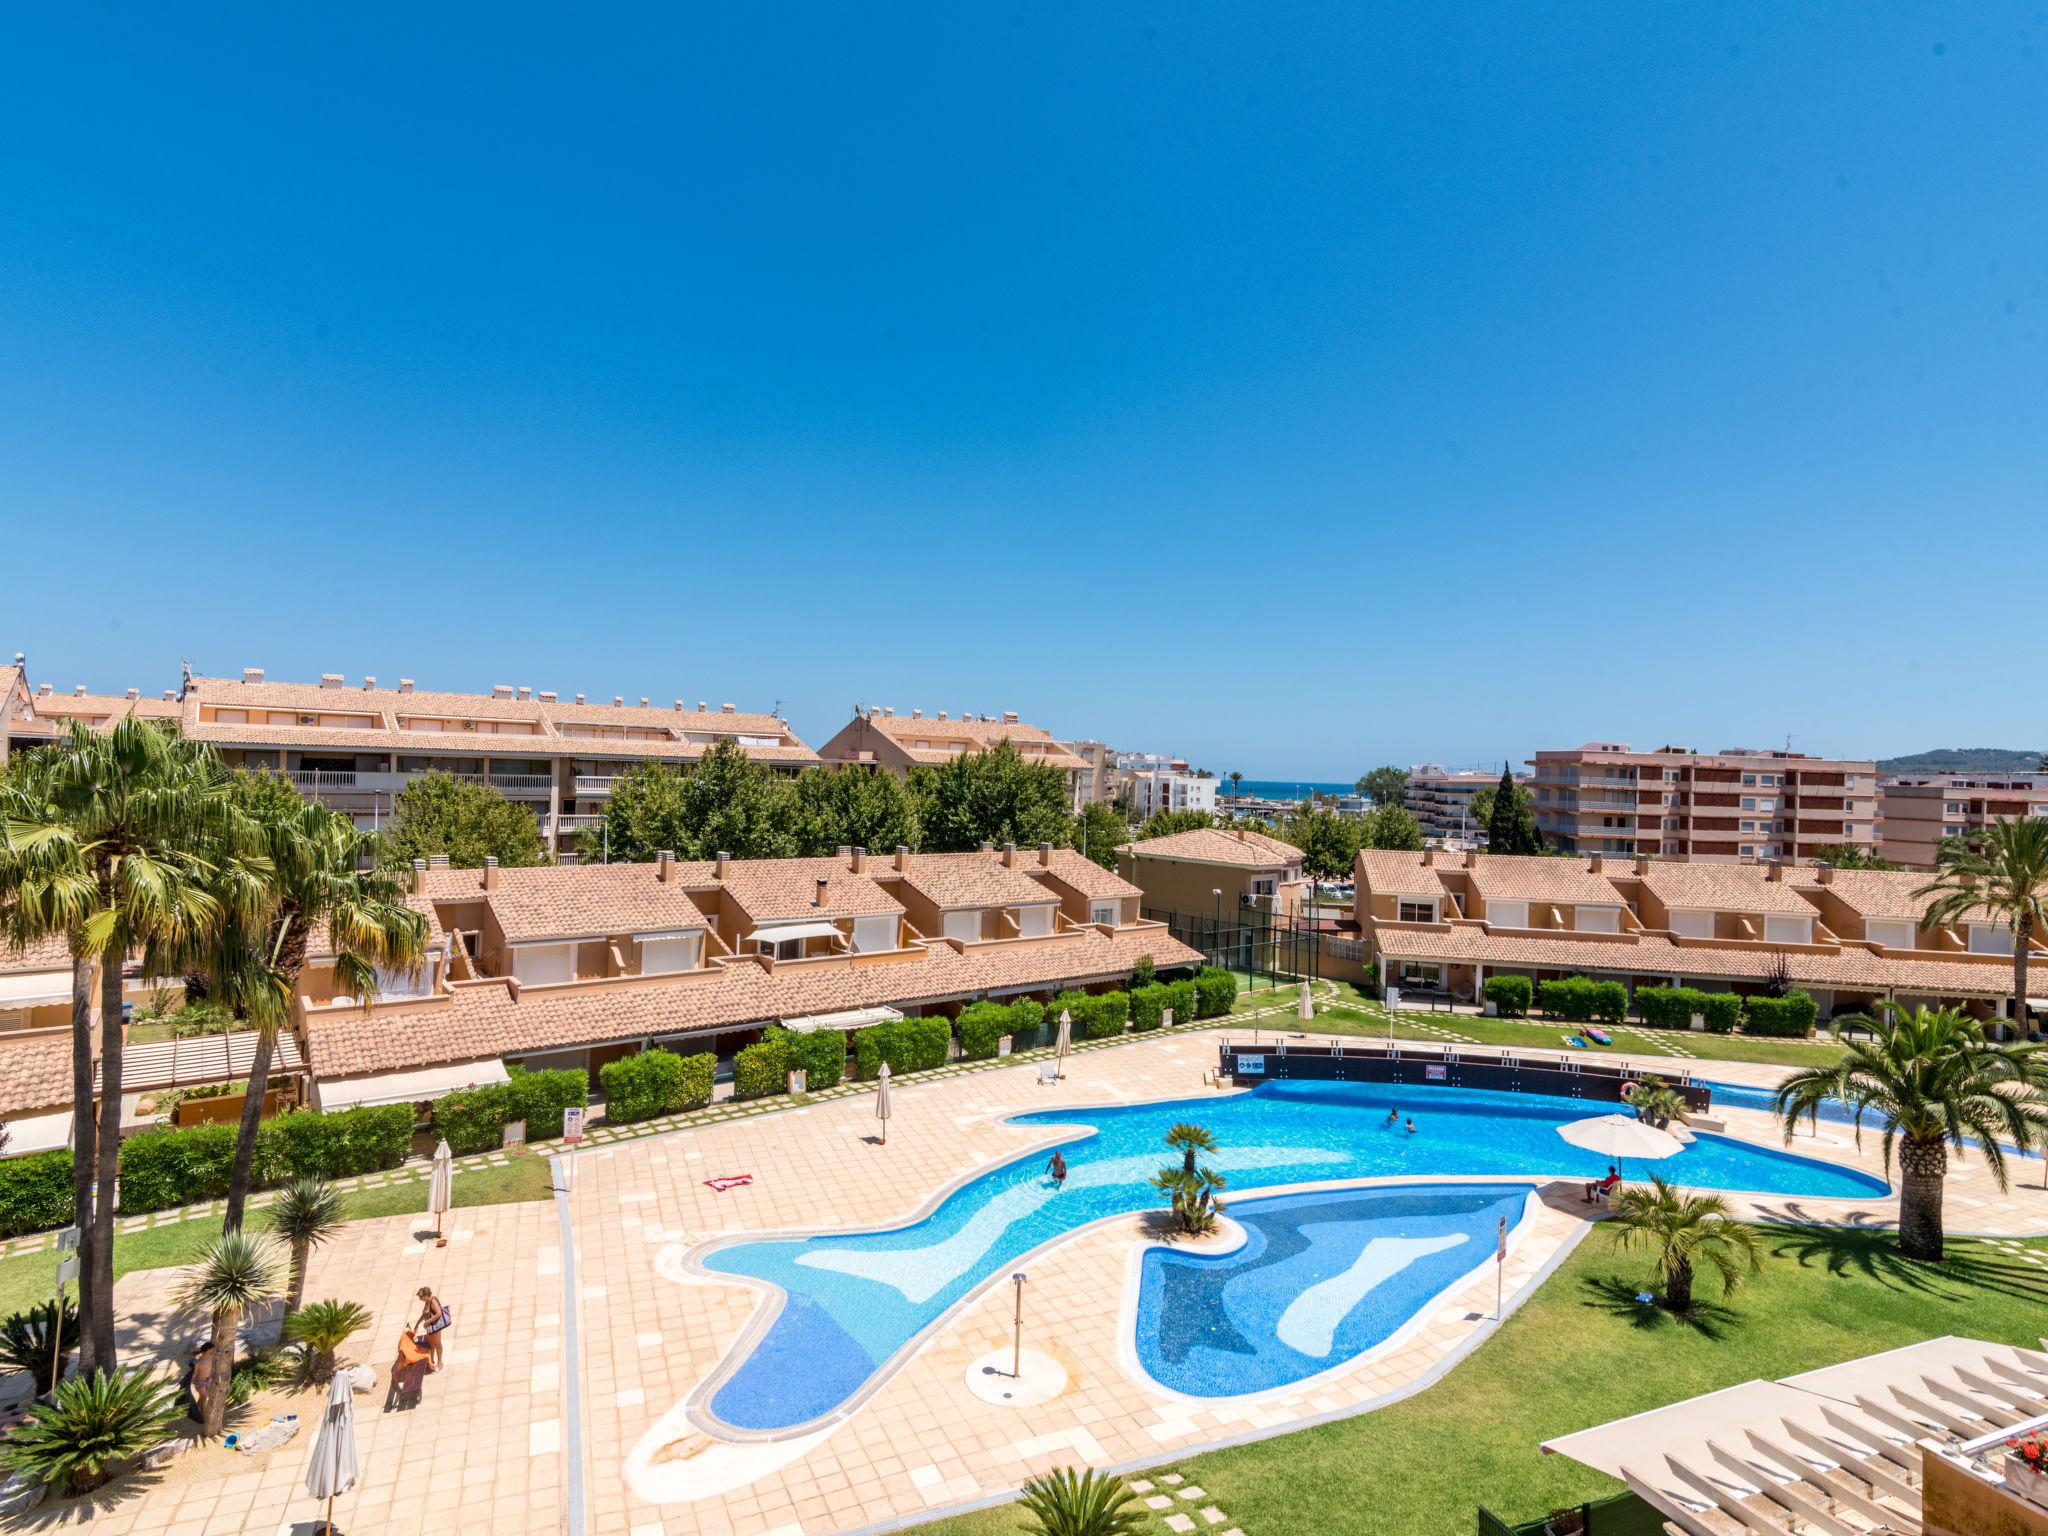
[1811,842,1896,871]
[1603,1176,1762,1313]
[1227,771,1243,799]
[174,1230,286,1437]
[1621,1074,1687,1131]
[1478,764,1541,854]
[1073,801,1129,869]
[1137,808,1215,840]
[270,1177,347,1314]
[588,741,800,862]
[0,1367,181,1496]
[1355,766,1409,808]
[1774,1005,2048,1261]
[1284,805,1360,879]
[283,1298,372,1385]
[1359,802,1425,852]
[376,772,548,870]
[1017,1467,1149,1536]
[911,741,1073,852]
[789,765,919,857]
[1916,815,2048,1028]
[1152,1122,1226,1235]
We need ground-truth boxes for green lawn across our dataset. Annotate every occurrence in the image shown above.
[0,1153,555,1318]
[915,1226,2048,1536]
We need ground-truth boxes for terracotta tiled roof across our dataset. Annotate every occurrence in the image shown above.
[1630,862,1822,916]
[1,934,77,973]
[417,864,709,944]
[0,1034,74,1117]
[1356,851,1453,899]
[1123,827,1301,869]
[20,692,179,728]
[866,716,1085,770]
[1026,851,1140,901]
[891,855,1061,911]
[1465,855,1625,908]
[713,859,905,924]
[1790,869,1940,921]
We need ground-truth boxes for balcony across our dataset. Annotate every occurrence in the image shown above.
[288,768,484,795]
[488,772,554,797]
[573,774,622,798]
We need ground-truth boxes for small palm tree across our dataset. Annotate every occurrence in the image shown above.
[268,1177,346,1313]
[0,1366,181,1496]
[1018,1466,1148,1536]
[1622,1075,1687,1131]
[1603,1177,1762,1313]
[1918,816,2048,1031]
[0,1296,80,1395]
[173,1231,285,1437]
[283,1299,372,1384]
[1164,1122,1216,1177]
[1151,1164,1227,1237]
[1775,1005,2048,1261]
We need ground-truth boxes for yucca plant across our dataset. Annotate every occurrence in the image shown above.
[1018,1466,1148,1536]
[268,1177,346,1313]
[172,1230,285,1437]
[0,1366,181,1496]
[283,1299,372,1384]
[0,1295,80,1395]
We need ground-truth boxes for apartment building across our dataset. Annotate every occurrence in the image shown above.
[1116,825,1307,921]
[1878,776,2048,869]
[1528,743,1879,863]
[1356,848,2036,1025]
[0,656,181,766]
[1119,755,1217,819]
[1404,765,1509,845]
[1069,740,1120,804]
[816,707,1090,810]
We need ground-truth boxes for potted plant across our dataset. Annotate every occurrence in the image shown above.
[2006,1431,2048,1506]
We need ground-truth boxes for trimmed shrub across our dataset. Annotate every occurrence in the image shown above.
[1588,980,1627,1025]
[1164,978,1197,1027]
[1130,983,1170,1032]
[853,1015,953,1079]
[774,1028,847,1091]
[1052,989,1129,1041]
[600,1050,686,1124]
[434,1083,514,1155]
[1481,975,1532,1017]
[957,1000,1043,1061]
[257,1104,410,1183]
[116,1125,236,1215]
[1538,976,1597,1023]
[733,1035,791,1101]
[674,1051,716,1110]
[1699,992,1742,1033]
[1132,954,1157,988]
[1193,966,1238,1019]
[1744,990,1819,1038]
[0,1151,75,1238]
[1636,986,1743,1033]
[507,1068,589,1142]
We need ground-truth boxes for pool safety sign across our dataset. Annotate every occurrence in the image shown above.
[1425,1064,1447,1081]
[1237,1054,1266,1075]
[563,1105,585,1145]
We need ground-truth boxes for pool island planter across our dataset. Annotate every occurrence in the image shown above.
[1220,1041,1713,1113]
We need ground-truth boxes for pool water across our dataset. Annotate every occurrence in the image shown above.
[1135,1183,1532,1397]
[696,1079,1887,1435]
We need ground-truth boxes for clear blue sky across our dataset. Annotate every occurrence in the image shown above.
[3,6,2042,778]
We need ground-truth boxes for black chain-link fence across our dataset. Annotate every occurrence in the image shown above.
[1142,906,1325,991]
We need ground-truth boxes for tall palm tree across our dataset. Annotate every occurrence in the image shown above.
[1917,816,2048,1033]
[269,1176,346,1314]
[174,1230,285,1437]
[1228,771,1243,800]
[0,721,251,1370]
[1775,1005,2048,1261]
[1603,1177,1761,1313]
[180,774,427,1231]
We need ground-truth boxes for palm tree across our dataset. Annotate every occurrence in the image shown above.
[282,1298,372,1384]
[1603,1176,1762,1313]
[0,720,252,1372]
[1164,1122,1216,1177]
[0,1366,181,1497]
[1917,816,2048,1033]
[269,1177,346,1313]
[1228,771,1243,800]
[1017,1466,1148,1536]
[183,774,427,1231]
[1622,1075,1687,1131]
[0,1296,80,1395]
[1776,1005,2048,1261]
[173,1230,285,1437]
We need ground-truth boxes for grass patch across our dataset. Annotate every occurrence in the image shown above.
[0,1152,555,1319]
[913,1225,2048,1536]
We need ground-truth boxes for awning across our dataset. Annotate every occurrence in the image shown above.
[1,1109,73,1155]
[0,971,72,1009]
[781,1006,902,1035]
[750,921,845,946]
[121,1031,306,1093]
[312,1058,510,1112]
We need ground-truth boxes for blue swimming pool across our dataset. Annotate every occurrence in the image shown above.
[1701,1077,2039,1158]
[694,1079,1887,1435]
[1135,1183,1531,1397]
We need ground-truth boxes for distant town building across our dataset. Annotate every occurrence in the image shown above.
[817,706,1089,810]
[1405,765,1512,844]
[1116,754,1216,818]
[1527,743,1879,863]
[1069,740,1121,804]
[1879,775,2048,869]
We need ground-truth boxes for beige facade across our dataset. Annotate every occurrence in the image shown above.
[817,707,1090,810]
[1115,825,1307,921]
[1069,739,1120,804]
[1528,741,1879,863]
[1405,764,1512,844]
[1878,774,2048,869]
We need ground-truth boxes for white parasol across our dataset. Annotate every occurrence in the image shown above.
[427,1138,454,1243]
[303,1369,360,1535]
[875,1061,892,1145]
[1054,1009,1071,1079]
[1556,1113,1682,1179]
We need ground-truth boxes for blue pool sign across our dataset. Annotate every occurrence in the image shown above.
[1237,1055,1266,1075]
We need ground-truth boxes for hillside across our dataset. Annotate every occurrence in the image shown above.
[1877,747,2043,776]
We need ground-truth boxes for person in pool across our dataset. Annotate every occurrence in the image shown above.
[1404,1118,1418,1134]
[1384,1108,1399,1127]
[1046,1151,1068,1188]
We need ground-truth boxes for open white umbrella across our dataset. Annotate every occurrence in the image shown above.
[303,1369,359,1535]
[427,1138,454,1244]
[1556,1113,1683,1179]
[875,1061,892,1145]
[1054,1009,1071,1080]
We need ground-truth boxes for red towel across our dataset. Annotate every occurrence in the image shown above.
[704,1174,754,1193]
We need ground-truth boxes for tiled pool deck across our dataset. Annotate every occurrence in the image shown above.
[44,1025,2048,1536]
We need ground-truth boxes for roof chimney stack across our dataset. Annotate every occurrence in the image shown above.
[882,706,893,717]
[814,876,829,907]
[911,708,923,719]
[574,693,585,705]
[1002,841,1018,867]
[613,696,624,706]
[411,857,427,894]
[1635,854,1649,875]
[538,691,556,703]
[1766,858,1784,882]
[714,850,729,879]
[482,855,500,891]
[1816,860,1835,885]
[721,703,735,714]
[1039,841,1053,867]
[428,854,450,869]
[698,701,707,713]
[399,679,415,692]
[836,845,852,860]
[657,850,675,883]
[894,844,909,872]
[242,667,264,684]
[125,688,139,700]
[937,711,949,721]
[1588,853,1604,873]
[320,673,343,689]
[492,685,514,699]
[639,697,648,707]
[979,840,994,853]
[361,676,375,690]
[1003,711,1019,724]
[73,684,85,696]
[1464,848,1478,869]
[517,686,531,700]
[1421,847,1435,866]
[851,846,866,873]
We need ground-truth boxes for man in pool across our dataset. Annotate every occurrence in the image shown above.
[1046,1151,1068,1188]
[1384,1108,1399,1127]
[1404,1117,1417,1134]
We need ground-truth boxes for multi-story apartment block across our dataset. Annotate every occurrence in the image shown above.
[1879,775,2048,869]
[1,656,181,766]
[816,707,1090,810]
[1404,765,1511,845]
[1356,848,2039,1027]
[1069,740,1121,805]
[1120,755,1216,819]
[1528,743,1879,863]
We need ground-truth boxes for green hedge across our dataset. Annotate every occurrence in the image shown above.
[0,1150,75,1238]
[1636,986,1739,1034]
[957,999,1044,1061]
[116,1103,413,1215]
[1538,975,1626,1024]
[771,1027,847,1092]
[1052,989,1129,1041]
[733,1035,790,1100]
[600,1050,684,1123]
[853,1015,952,1079]
[675,1051,716,1110]
[1130,979,1198,1032]
[1743,990,1818,1038]
[435,1067,589,1154]
[1482,975,1533,1017]
[1193,966,1238,1018]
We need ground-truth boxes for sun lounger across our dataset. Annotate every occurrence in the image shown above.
[1562,1035,1588,1048]
[1038,1061,1058,1085]
[1586,1028,1613,1045]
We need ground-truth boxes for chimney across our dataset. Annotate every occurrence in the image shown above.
[882,706,894,717]
[714,850,729,879]
[1039,841,1053,867]
[613,695,624,706]
[411,857,427,894]
[161,689,176,701]
[1766,859,1784,883]
[1816,860,1835,885]
[1421,848,1435,866]
[399,679,415,692]
[894,844,909,872]
[482,855,500,891]
[1635,855,1649,875]
[36,683,50,695]
[1588,853,1604,873]
[1002,841,1018,867]
[124,688,138,700]
[656,850,675,883]
[73,684,86,696]
[428,854,450,868]
[814,876,829,908]
[1003,711,1019,724]
[979,840,994,853]
[319,673,343,689]
[517,686,531,700]
[673,700,684,711]
[639,697,648,707]
[911,708,923,719]
[242,667,264,684]
[851,846,866,873]
[836,845,852,860]
[574,693,585,704]
[539,691,557,703]
[697,700,707,712]
[1464,848,1478,869]
[721,703,735,714]
[362,676,376,690]
[492,684,514,699]
[1235,827,1247,841]
[938,711,949,721]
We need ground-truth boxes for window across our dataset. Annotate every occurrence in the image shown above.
[1740,845,1755,858]
[1943,824,1965,837]
[1945,801,1963,814]
[1397,899,1438,924]
[1489,900,1529,929]
[942,909,981,942]
[1867,919,1915,950]
[512,943,575,986]
[1762,915,1812,945]
[1089,903,1118,926]
[1740,797,1756,811]
[638,932,702,975]
[1756,798,1776,813]
[1576,906,1621,933]
[851,915,897,953]
[1740,821,1756,833]
[1016,905,1055,938]
[1251,876,1277,897]
[1669,911,1714,939]
[1742,773,1757,786]
[1969,923,2015,955]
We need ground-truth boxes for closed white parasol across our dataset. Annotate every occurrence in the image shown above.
[875,1061,892,1145]
[428,1137,454,1242]
[303,1369,359,1534]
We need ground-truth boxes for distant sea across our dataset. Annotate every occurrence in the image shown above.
[1230,780,1357,801]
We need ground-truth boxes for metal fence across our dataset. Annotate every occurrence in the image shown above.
[1142,907,1326,991]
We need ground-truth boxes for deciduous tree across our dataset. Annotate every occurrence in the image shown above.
[377,773,548,870]
[911,742,1073,852]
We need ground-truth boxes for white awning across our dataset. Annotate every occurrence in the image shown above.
[750,921,845,945]
[312,1058,510,1112]
[1,1109,73,1155]
[0,971,72,1009]
[781,1006,902,1035]
[121,1031,306,1093]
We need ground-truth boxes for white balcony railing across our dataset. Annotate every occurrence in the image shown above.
[573,774,621,797]
[488,773,554,794]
